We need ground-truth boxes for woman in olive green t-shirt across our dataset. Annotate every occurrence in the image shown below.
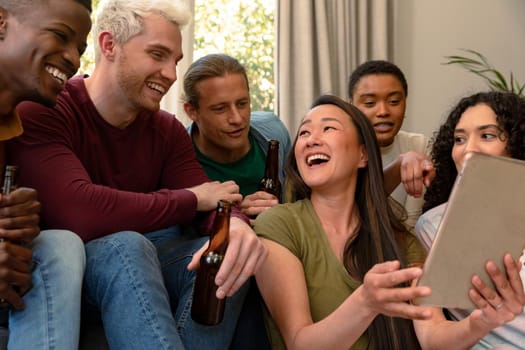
[254,95,525,350]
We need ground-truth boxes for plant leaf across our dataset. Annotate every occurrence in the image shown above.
[443,49,524,98]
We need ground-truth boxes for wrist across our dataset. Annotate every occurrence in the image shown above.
[467,313,491,340]
[352,286,379,321]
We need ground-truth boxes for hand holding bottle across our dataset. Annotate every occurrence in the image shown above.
[0,165,40,308]
[191,200,231,325]
[188,215,268,308]
[0,187,41,244]
[0,187,39,309]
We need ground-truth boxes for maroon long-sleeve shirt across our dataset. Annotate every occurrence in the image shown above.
[8,76,245,242]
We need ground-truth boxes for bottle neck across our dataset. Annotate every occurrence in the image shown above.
[264,146,279,179]
[207,201,231,254]
[2,165,17,195]
[259,141,281,200]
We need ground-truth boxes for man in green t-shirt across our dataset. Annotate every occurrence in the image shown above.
[183,54,291,221]
[183,53,291,350]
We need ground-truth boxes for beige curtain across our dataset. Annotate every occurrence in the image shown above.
[160,0,195,126]
[276,0,394,135]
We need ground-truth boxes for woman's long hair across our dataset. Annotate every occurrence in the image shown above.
[286,95,421,350]
[423,91,525,212]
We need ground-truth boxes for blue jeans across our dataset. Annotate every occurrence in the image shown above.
[83,227,248,350]
[8,230,85,349]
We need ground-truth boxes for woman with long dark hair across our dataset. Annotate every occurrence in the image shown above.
[254,94,524,349]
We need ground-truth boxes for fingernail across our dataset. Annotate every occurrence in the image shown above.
[216,289,225,299]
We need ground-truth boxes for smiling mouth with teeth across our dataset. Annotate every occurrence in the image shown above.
[147,82,166,94]
[307,154,330,166]
[45,65,67,85]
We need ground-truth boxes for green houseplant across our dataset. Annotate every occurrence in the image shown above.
[444,49,525,97]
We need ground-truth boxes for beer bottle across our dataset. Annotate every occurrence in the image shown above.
[191,200,231,325]
[2,165,17,196]
[1,166,17,239]
[0,165,18,307]
[258,140,281,201]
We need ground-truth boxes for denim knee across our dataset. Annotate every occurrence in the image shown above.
[32,229,86,284]
[84,231,161,296]
[86,231,157,261]
[8,230,85,350]
[83,231,183,350]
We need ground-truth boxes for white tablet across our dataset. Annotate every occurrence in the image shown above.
[414,152,525,309]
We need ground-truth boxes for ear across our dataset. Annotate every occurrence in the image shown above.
[183,102,199,122]
[357,144,368,168]
[98,31,117,61]
[0,8,8,40]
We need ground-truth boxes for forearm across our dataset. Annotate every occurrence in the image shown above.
[50,186,199,241]
[383,157,402,195]
[285,288,377,350]
[258,250,377,350]
[11,147,199,241]
[9,98,219,241]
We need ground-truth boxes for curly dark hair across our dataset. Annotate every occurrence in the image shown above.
[423,91,525,212]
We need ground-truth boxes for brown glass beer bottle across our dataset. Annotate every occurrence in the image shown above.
[191,200,231,325]
[2,165,17,196]
[0,165,17,241]
[0,165,18,307]
[258,139,281,201]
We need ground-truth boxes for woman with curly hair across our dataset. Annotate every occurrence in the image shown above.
[417,91,525,349]
[423,91,525,213]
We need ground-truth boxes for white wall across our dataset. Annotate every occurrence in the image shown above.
[394,0,525,138]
